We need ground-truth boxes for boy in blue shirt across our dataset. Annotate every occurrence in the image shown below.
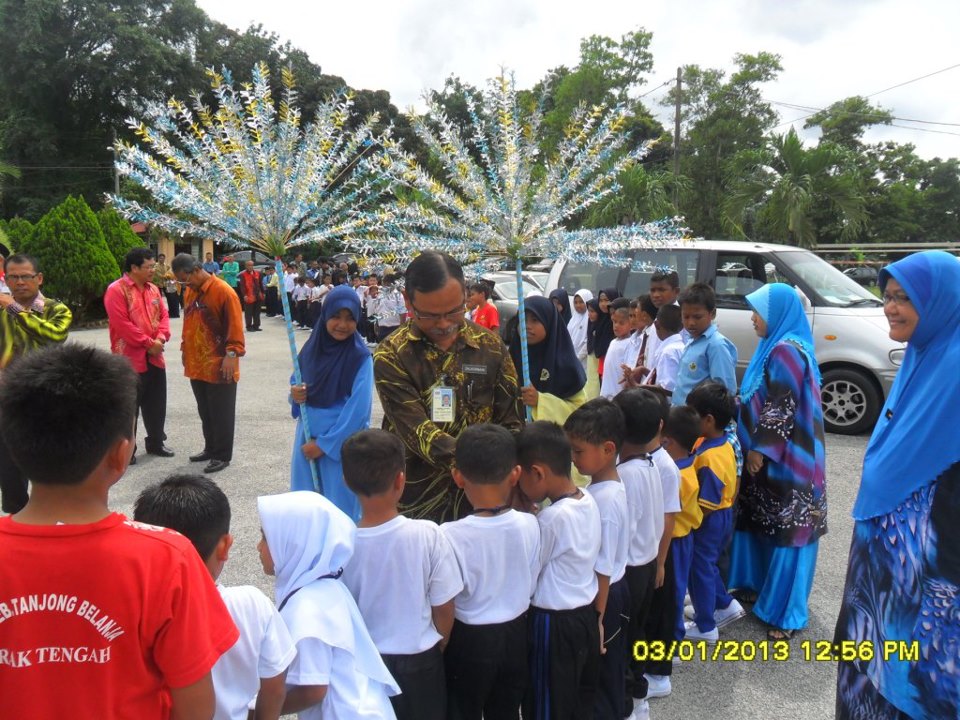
[671,283,737,407]
[684,382,743,642]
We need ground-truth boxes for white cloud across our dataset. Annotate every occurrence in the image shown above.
[195,0,960,160]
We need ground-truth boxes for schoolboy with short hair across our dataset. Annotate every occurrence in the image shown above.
[672,283,738,407]
[662,406,704,643]
[442,424,540,720]
[611,388,665,715]
[684,382,743,642]
[600,299,637,398]
[563,399,631,720]
[134,475,296,720]
[646,304,685,393]
[516,421,602,719]
[648,270,680,309]
[0,344,238,719]
[341,429,463,720]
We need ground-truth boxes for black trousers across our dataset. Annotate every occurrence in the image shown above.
[642,543,677,678]
[596,578,630,720]
[137,363,168,453]
[243,298,261,329]
[524,603,600,720]
[189,380,237,462]
[381,643,446,720]
[265,287,280,316]
[624,559,657,706]
[164,291,180,319]
[446,613,528,720]
[0,424,27,514]
[377,324,399,342]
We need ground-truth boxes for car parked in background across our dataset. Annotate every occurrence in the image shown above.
[842,265,880,286]
[547,240,905,435]
[220,249,275,272]
[482,271,544,340]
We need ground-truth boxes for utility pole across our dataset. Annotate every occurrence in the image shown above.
[673,67,681,209]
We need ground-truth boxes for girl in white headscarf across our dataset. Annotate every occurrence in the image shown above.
[566,289,593,372]
[257,491,400,719]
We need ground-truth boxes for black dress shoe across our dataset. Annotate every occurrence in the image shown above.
[189,451,211,462]
[146,445,175,458]
[129,454,137,466]
[203,459,230,474]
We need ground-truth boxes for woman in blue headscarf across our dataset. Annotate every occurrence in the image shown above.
[728,283,827,640]
[289,285,373,521]
[835,251,960,720]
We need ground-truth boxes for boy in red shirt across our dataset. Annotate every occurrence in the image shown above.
[0,344,238,719]
[468,282,499,332]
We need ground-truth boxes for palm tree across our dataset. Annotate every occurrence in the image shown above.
[722,127,865,248]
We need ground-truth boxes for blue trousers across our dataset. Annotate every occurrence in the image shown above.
[670,534,694,641]
[689,507,733,632]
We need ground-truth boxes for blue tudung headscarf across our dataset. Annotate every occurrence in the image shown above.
[510,295,586,400]
[740,283,819,404]
[854,251,960,520]
[297,285,371,409]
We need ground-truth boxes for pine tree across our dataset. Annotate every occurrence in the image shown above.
[20,195,120,319]
[97,207,145,269]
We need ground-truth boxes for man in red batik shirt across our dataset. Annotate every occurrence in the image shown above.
[238,260,264,332]
[104,247,173,462]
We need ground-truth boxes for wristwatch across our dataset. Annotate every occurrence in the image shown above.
[226,350,238,358]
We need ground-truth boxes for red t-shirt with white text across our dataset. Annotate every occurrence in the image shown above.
[0,513,239,719]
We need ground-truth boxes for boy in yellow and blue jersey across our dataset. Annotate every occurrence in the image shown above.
[684,382,742,642]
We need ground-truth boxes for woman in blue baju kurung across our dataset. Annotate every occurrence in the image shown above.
[290,285,373,522]
[729,283,827,639]
[835,251,960,720]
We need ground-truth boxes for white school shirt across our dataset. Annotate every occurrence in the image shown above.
[213,585,297,720]
[599,336,633,398]
[652,446,682,514]
[584,481,629,584]
[647,333,685,392]
[618,455,664,566]
[441,510,541,624]
[291,285,307,302]
[342,516,463,655]
[283,272,297,293]
[533,491,601,610]
[640,324,660,371]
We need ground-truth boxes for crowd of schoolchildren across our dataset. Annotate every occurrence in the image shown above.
[0,266,748,720]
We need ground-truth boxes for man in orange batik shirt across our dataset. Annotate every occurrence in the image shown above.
[171,253,245,474]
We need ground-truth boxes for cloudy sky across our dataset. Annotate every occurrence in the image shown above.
[195,0,960,161]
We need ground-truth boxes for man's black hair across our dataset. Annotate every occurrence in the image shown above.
[5,253,39,272]
[455,423,517,485]
[664,406,701,454]
[678,282,717,312]
[613,388,663,445]
[134,475,231,560]
[171,253,200,275]
[686,380,737,428]
[123,247,155,273]
[650,270,680,289]
[404,251,465,300]
[0,344,137,486]
[563,397,626,451]
[656,304,682,334]
[516,421,572,477]
[468,282,491,300]
[639,294,658,319]
[342,429,406,497]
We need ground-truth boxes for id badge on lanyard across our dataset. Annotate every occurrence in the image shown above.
[431,374,456,423]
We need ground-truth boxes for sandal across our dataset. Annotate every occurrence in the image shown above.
[767,628,795,641]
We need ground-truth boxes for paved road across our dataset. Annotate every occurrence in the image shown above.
[69,315,861,720]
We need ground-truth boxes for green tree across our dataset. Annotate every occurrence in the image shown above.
[19,195,119,318]
[722,128,866,248]
[97,207,145,269]
[583,163,688,227]
[664,52,783,237]
[1,217,34,252]
[804,96,893,151]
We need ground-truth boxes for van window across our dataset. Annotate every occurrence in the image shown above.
[556,262,621,295]
[713,253,767,309]
[623,249,698,298]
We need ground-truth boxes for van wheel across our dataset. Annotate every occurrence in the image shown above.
[820,368,881,435]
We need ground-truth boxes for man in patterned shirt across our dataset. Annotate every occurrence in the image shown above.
[373,251,523,523]
[0,254,72,512]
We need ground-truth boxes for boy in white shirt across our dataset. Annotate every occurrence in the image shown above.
[563,399,630,720]
[644,304,685,394]
[341,430,464,720]
[599,300,637,398]
[516,421,602,720]
[133,475,296,720]
[443,424,541,720]
[612,388,665,718]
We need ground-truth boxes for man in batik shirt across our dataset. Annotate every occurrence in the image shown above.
[374,251,523,522]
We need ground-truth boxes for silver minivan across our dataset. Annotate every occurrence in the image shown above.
[545,240,904,435]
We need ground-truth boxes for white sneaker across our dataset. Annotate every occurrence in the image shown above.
[683,593,692,608]
[714,599,747,629]
[684,620,719,642]
[644,673,672,698]
[630,699,650,720]
[683,604,696,621]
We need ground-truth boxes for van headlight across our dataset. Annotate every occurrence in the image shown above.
[889,349,905,366]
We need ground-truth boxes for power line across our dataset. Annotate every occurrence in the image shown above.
[637,78,672,99]
[770,100,960,127]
